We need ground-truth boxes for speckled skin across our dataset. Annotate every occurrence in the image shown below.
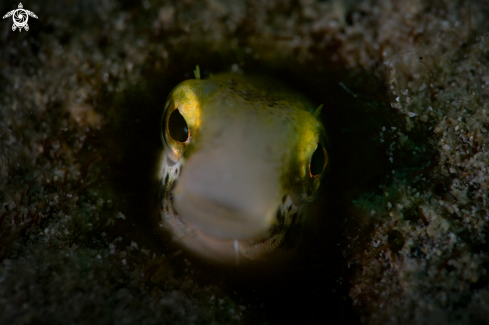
[158,73,328,263]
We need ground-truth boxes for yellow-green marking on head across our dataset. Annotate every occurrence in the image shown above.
[159,71,328,263]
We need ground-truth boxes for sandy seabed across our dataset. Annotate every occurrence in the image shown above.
[1,0,489,324]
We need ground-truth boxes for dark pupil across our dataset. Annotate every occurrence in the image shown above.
[310,143,325,176]
[168,109,189,142]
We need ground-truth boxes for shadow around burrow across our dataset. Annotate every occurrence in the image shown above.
[96,46,437,325]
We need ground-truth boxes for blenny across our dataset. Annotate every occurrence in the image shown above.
[158,67,328,264]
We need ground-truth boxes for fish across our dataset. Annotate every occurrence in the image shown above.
[158,67,328,264]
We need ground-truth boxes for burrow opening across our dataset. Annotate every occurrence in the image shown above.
[97,44,437,324]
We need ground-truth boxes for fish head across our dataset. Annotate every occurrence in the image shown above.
[159,74,328,261]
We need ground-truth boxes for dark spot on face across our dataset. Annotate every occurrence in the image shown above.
[291,212,299,225]
[175,168,179,175]
[158,186,165,201]
[164,174,170,188]
[276,209,285,225]
[287,205,292,212]
[169,178,177,193]
[282,195,287,204]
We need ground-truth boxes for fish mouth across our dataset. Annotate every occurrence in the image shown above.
[170,145,286,241]
[165,178,286,243]
[166,187,296,262]
[172,188,276,240]
[159,143,301,264]
[159,154,299,262]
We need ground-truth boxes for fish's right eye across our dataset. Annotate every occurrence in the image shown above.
[309,142,327,177]
[168,109,189,143]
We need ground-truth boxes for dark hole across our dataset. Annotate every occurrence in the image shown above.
[387,230,405,254]
[310,143,325,176]
[168,109,189,142]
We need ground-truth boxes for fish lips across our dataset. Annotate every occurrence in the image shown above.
[172,148,282,241]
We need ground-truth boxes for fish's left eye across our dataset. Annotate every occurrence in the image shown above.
[309,142,326,177]
[168,109,189,143]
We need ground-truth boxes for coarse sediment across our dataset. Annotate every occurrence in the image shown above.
[0,0,488,324]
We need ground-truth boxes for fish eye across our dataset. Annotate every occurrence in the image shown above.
[309,142,326,177]
[168,108,189,143]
